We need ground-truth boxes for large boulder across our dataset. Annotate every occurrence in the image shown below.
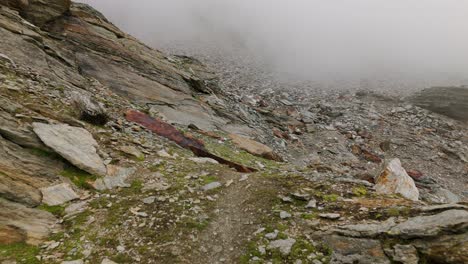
[0,0,71,26]
[375,159,419,201]
[33,123,107,176]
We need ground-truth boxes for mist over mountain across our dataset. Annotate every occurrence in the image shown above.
[79,0,468,89]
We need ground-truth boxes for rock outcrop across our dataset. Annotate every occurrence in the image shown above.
[409,86,468,122]
[0,0,71,26]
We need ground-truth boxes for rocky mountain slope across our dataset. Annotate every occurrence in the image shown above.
[0,1,467,264]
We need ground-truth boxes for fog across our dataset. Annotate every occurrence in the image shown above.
[78,0,468,89]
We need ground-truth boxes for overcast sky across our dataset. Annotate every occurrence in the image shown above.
[78,0,468,86]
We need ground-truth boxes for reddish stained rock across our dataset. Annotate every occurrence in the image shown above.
[272,128,284,139]
[406,169,424,181]
[125,110,256,173]
[362,149,383,163]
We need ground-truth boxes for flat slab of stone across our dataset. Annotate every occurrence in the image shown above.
[40,183,79,206]
[388,209,468,238]
[93,165,134,190]
[375,159,419,201]
[33,123,107,176]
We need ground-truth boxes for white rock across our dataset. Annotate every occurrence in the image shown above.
[188,157,219,164]
[375,159,419,201]
[33,123,107,176]
[142,196,156,204]
[268,238,296,256]
[65,201,88,216]
[201,182,222,191]
[319,213,341,219]
[101,258,117,264]
[61,260,83,264]
[40,183,79,206]
[280,211,291,219]
[265,230,279,240]
[306,199,317,208]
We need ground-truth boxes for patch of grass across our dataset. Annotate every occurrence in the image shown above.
[203,135,280,169]
[301,213,318,220]
[183,218,209,231]
[130,179,143,192]
[201,175,218,184]
[28,148,60,159]
[352,186,368,197]
[239,241,263,264]
[60,166,97,189]
[38,204,65,217]
[290,238,316,260]
[386,206,411,217]
[323,194,339,202]
[112,253,134,263]
[0,243,41,264]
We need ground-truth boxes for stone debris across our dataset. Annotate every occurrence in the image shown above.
[375,159,419,201]
[40,183,79,206]
[33,123,107,176]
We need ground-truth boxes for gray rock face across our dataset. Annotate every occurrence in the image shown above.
[375,159,419,201]
[0,198,59,245]
[33,123,107,176]
[40,183,79,206]
[388,209,468,238]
